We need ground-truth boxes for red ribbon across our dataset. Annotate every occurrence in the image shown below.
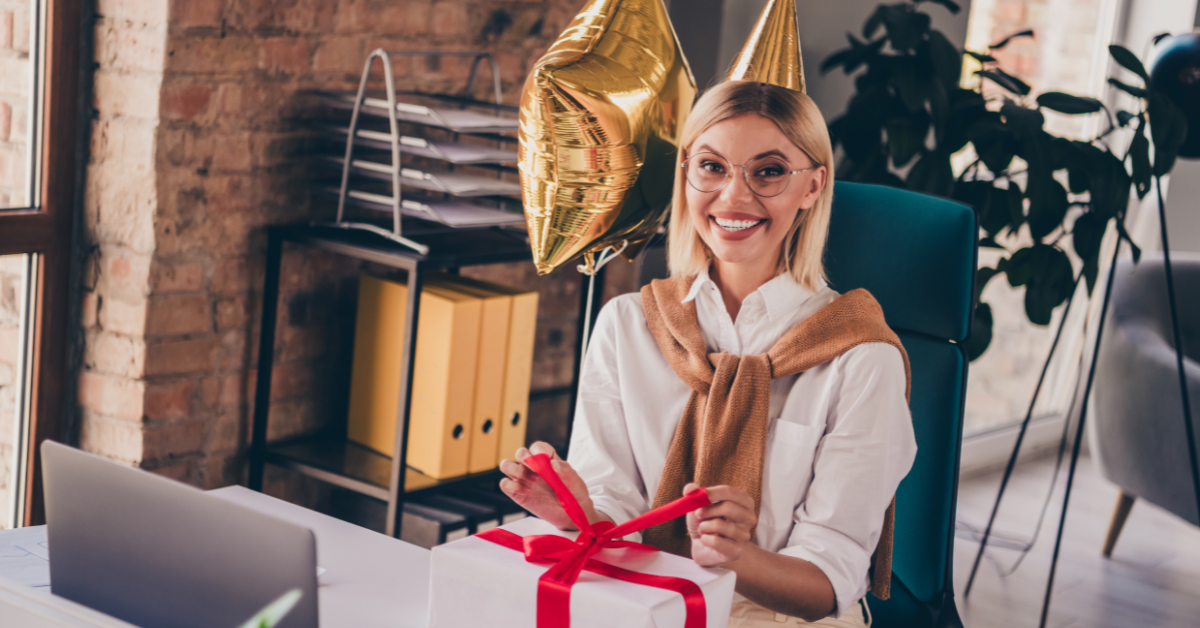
[477,453,712,628]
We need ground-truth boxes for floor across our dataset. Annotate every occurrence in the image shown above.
[952,452,1200,628]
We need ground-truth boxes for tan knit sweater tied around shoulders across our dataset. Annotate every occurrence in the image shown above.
[638,275,912,600]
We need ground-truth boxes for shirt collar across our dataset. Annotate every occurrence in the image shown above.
[680,267,821,321]
[681,268,712,304]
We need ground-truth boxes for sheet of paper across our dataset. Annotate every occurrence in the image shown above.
[15,539,49,560]
[0,526,50,588]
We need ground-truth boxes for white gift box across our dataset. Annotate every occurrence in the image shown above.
[429,517,736,628]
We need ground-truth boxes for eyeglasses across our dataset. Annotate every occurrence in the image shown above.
[681,152,818,198]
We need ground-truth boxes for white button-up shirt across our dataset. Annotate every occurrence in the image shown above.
[567,269,917,615]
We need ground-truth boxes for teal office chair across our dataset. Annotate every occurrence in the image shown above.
[825,182,976,628]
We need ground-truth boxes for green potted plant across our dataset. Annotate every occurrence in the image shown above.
[820,0,1188,358]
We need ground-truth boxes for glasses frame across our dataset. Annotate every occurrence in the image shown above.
[680,151,819,198]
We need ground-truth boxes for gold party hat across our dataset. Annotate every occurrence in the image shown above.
[725,0,805,92]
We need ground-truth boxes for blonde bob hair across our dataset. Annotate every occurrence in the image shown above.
[667,81,835,291]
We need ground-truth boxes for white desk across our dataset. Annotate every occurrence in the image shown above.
[0,486,433,628]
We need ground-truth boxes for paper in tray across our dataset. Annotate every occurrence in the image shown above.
[326,186,525,228]
[320,125,518,164]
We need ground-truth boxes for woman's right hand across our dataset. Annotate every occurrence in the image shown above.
[499,441,604,531]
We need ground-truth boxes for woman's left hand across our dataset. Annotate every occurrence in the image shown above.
[685,483,757,568]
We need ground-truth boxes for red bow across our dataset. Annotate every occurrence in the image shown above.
[477,453,712,628]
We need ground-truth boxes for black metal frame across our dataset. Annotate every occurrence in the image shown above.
[247,224,596,538]
[965,174,1200,627]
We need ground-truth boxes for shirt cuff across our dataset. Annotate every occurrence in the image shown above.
[777,526,872,618]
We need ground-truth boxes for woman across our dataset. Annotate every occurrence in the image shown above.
[500,80,916,628]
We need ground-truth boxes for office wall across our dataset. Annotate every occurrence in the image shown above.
[672,0,973,120]
[74,0,641,499]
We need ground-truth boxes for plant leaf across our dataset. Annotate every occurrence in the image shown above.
[962,301,993,361]
[843,36,888,74]
[977,68,1031,96]
[1024,244,1075,325]
[1007,180,1026,229]
[919,0,963,14]
[890,56,926,113]
[1082,145,1131,220]
[1006,246,1035,287]
[1001,100,1045,137]
[882,4,932,51]
[926,30,963,88]
[975,266,1000,303]
[1017,130,1054,175]
[887,110,931,167]
[955,180,1005,236]
[1071,211,1104,287]
[1148,90,1189,176]
[1129,125,1152,198]
[1036,91,1103,114]
[966,50,997,63]
[1116,218,1142,263]
[1108,77,1148,99]
[967,117,1016,174]
[863,5,886,39]
[1116,110,1137,127]
[1152,32,1172,45]
[979,236,1005,248]
[991,29,1034,50]
[820,48,853,74]
[907,150,955,197]
[1026,176,1069,240]
[1109,44,1149,81]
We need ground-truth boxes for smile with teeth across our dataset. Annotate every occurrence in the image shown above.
[712,216,765,232]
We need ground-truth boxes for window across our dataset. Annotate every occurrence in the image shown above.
[0,0,81,528]
[960,0,1121,441]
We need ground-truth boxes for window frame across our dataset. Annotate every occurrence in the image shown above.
[0,0,82,527]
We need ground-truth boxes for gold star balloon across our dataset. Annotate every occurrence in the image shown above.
[726,0,805,92]
[519,0,696,275]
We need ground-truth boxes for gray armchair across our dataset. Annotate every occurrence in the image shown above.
[1092,254,1200,556]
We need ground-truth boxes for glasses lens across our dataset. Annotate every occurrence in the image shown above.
[684,153,730,193]
[747,158,791,197]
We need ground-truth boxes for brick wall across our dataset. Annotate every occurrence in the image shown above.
[76,0,641,505]
[965,0,1115,139]
[0,0,30,208]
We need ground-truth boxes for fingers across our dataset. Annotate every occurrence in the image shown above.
[697,533,741,559]
[699,485,755,511]
[499,478,526,503]
[694,500,756,527]
[527,441,559,460]
[697,517,751,542]
[687,484,756,535]
[499,458,539,484]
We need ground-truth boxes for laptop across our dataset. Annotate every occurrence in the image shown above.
[41,441,319,628]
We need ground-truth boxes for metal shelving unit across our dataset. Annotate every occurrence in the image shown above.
[247,52,611,540]
[314,49,526,254]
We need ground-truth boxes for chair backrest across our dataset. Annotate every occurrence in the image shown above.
[825,182,976,626]
[1109,254,1200,361]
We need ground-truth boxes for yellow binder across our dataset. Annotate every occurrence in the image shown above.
[425,273,511,474]
[499,288,538,462]
[347,275,480,479]
[425,274,538,465]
